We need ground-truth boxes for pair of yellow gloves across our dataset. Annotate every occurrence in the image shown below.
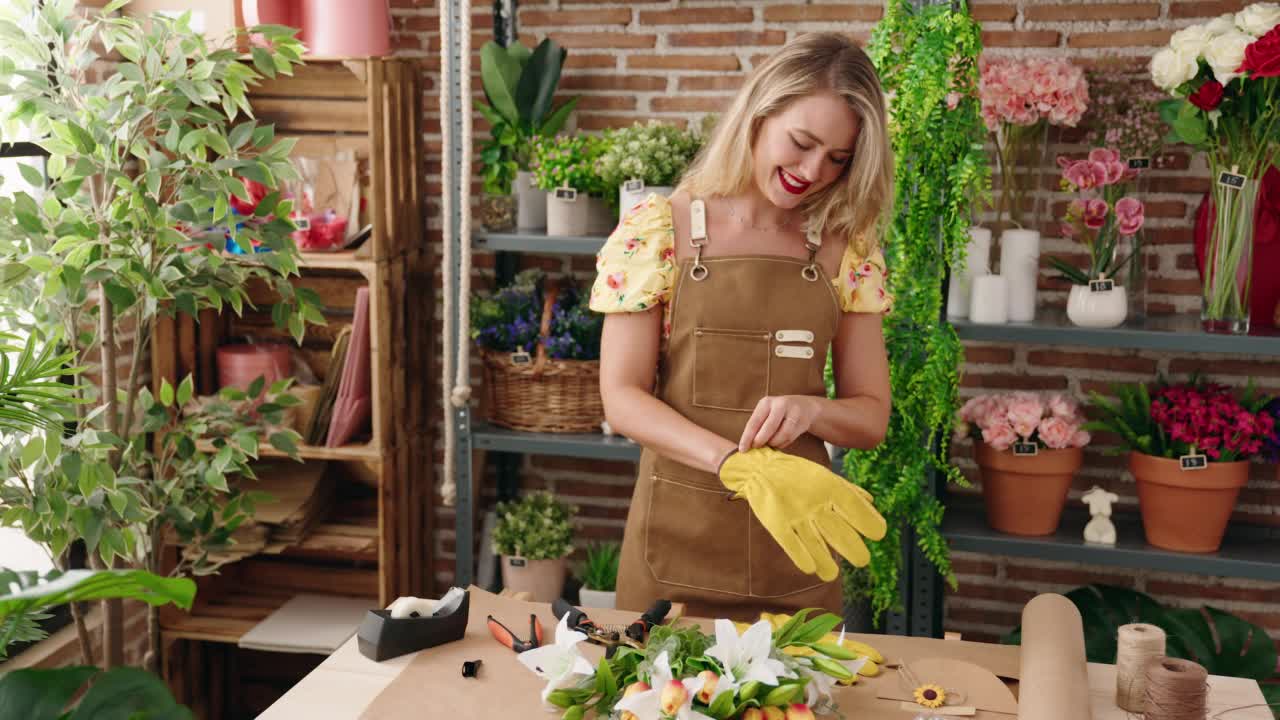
[718,447,886,582]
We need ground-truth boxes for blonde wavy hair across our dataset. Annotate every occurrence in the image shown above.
[677,32,893,257]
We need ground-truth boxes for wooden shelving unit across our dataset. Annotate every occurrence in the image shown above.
[151,57,431,719]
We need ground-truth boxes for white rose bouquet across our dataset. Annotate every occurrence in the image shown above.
[1151,2,1280,333]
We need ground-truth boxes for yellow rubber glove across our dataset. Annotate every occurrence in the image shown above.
[718,447,887,582]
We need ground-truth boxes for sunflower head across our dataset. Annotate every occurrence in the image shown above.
[913,684,946,709]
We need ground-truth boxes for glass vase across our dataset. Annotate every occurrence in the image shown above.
[1118,230,1147,322]
[1202,172,1259,334]
[993,120,1050,232]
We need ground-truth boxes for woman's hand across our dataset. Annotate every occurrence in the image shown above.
[739,395,821,452]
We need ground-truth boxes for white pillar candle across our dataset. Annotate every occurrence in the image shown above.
[947,227,994,320]
[967,226,992,276]
[969,274,1009,324]
[1000,228,1040,323]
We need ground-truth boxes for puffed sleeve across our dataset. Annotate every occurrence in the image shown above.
[588,193,676,314]
[833,242,894,314]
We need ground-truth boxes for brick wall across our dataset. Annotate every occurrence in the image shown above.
[400,0,1280,644]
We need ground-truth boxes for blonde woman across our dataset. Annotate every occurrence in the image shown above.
[590,33,893,620]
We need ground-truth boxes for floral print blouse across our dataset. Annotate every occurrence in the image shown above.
[588,194,893,335]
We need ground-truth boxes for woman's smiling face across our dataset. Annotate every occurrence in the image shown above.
[751,90,859,209]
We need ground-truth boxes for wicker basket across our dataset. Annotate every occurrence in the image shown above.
[479,282,605,434]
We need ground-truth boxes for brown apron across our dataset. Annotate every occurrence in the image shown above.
[615,199,844,621]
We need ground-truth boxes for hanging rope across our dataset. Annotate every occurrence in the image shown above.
[439,0,474,508]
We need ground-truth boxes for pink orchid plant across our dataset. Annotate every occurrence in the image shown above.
[1048,147,1146,287]
[956,391,1091,452]
[980,55,1089,229]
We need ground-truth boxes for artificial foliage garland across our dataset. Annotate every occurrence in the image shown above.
[848,0,990,620]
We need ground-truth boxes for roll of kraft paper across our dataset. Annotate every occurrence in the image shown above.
[1019,593,1094,720]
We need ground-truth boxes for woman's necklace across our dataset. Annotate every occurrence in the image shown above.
[726,199,799,233]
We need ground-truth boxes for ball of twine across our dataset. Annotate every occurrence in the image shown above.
[1116,623,1168,712]
[1143,657,1208,720]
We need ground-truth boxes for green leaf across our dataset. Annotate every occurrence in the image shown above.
[560,706,584,720]
[595,656,616,698]
[69,666,192,720]
[0,570,195,619]
[516,39,569,130]
[159,378,174,407]
[20,436,43,469]
[708,688,736,718]
[545,690,575,709]
[101,281,136,312]
[204,467,229,492]
[480,41,522,125]
[268,431,298,456]
[177,375,193,407]
[251,47,276,78]
[102,0,130,13]
[772,608,812,647]
[737,680,761,702]
[0,666,98,720]
[17,163,43,187]
[789,613,842,646]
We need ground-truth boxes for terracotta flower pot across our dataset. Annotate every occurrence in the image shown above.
[1129,451,1249,552]
[501,556,566,603]
[975,440,1084,536]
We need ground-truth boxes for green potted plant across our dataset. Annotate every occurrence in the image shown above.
[476,38,579,231]
[576,541,619,609]
[595,120,701,220]
[0,1,318,669]
[530,134,609,237]
[1088,377,1274,552]
[491,491,576,602]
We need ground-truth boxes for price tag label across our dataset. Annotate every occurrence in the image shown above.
[1089,278,1115,293]
[1218,171,1247,189]
[624,178,645,193]
[1013,442,1039,456]
[292,215,311,231]
[507,557,527,567]
[554,186,578,202]
[510,350,532,365]
[1128,157,1151,170]
[1179,453,1208,470]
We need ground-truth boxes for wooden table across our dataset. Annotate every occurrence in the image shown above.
[260,596,1271,720]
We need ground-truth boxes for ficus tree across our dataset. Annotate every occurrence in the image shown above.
[0,0,323,669]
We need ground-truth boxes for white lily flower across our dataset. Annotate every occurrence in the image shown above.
[517,614,596,711]
[615,652,715,720]
[706,618,795,698]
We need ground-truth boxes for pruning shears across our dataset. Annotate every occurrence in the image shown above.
[487,613,545,653]
[552,598,671,658]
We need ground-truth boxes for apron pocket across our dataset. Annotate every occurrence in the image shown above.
[644,474,751,596]
[692,327,771,412]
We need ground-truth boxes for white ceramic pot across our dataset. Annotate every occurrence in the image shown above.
[586,194,617,235]
[516,170,547,231]
[578,588,616,610]
[619,184,673,221]
[546,192,591,237]
[1067,284,1127,328]
[501,556,567,603]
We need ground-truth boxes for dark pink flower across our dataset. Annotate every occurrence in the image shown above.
[1115,196,1145,236]
[1083,199,1109,229]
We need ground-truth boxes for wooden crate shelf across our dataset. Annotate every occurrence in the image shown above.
[196,438,385,464]
[153,57,431,717]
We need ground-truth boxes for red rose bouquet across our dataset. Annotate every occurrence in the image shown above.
[1152,3,1280,333]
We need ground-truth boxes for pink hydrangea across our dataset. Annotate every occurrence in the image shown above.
[980,55,1089,132]
[957,391,1091,451]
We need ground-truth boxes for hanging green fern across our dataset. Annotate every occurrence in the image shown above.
[846,0,990,621]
